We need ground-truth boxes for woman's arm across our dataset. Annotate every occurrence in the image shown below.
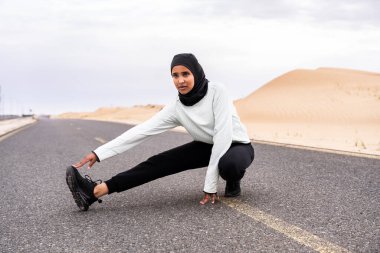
[92,102,179,162]
[203,84,233,194]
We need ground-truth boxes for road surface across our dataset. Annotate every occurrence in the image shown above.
[0,119,379,252]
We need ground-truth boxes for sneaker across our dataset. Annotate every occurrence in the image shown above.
[66,166,102,211]
[224,180,241,197]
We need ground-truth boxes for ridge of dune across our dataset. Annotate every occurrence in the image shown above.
[235,67,380,155]
[316,67,380,76]
[236,68,380,123]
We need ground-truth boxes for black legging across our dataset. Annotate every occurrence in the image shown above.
[105,141,254,194]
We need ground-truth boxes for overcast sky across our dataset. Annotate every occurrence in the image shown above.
[0,0,379,115]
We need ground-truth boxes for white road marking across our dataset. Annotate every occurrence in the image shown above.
[222,198,351,253]
[94,137,107,144]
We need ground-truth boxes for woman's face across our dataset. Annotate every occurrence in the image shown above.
[171,65,195,95]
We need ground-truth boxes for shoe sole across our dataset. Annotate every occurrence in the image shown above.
[66,166,89,211]
[224,189,241,197]
[224,192,241,197]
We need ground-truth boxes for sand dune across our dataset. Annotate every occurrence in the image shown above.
[56,105,164,125]
[55,67,380,156]
[235,67,380,155]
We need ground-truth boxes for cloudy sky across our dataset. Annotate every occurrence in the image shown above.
[0,0,379,115]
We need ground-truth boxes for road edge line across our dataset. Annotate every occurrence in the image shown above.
[252,139,380,160]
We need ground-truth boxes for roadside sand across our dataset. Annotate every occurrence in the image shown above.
[55,67,380,156]
[0,117,36,137]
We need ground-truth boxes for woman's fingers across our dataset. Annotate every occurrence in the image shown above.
[211,194,220,204]
[200,193,219,205]
[88,158,96,169]
[72,161,83,168]
[199,194,210,205]
[72,153,96,169]
[72,159,87,168]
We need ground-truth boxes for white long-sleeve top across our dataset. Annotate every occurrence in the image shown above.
[93,82,251,193]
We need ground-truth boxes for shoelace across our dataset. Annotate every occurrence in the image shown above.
[84,175,103,185]
[84,175,103,203]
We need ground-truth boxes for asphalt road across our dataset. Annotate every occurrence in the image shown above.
[0,119,379,252]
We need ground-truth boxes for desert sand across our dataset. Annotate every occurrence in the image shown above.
[235,67,380,155]
[56,105,164,125]
[55,67,380,156]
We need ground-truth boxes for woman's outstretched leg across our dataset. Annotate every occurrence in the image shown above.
[67,141,212,211]
[104,141,213,194]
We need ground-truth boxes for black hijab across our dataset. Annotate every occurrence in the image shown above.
[170,53,209,106]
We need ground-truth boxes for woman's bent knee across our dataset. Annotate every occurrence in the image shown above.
[218,143,254,181]
[219,159,245,181]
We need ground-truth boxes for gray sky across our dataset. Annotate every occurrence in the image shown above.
[0,0,379,115]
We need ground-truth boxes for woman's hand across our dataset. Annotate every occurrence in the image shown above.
[200,192,220,205]
[73,152,97,169]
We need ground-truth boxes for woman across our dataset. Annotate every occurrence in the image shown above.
[66,53,254,211]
